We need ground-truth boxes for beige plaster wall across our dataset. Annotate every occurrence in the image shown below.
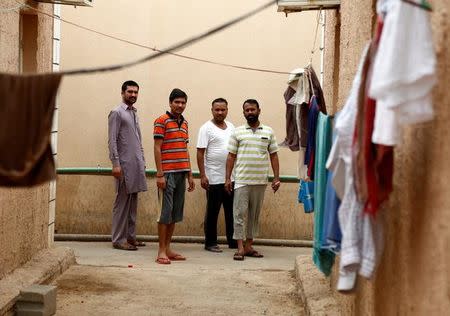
[0,1,53,279]
[324,1,450,315]
[56,0,321,237]
[55,175,313,240]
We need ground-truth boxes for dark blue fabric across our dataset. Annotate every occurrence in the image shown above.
[304,95,320,168]
[321,171,342,253]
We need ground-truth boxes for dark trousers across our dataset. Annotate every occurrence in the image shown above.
[204,184,237,248]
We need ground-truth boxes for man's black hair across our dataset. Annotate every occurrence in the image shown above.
[242,99,259,109]
[211,97,228,106]
[169,88,188,102]
[121,80,139,92]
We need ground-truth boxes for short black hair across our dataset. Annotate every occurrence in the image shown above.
[242,99,259,109]
[169,88,187,102]
[121,80,139,92]
[211,97,228,106]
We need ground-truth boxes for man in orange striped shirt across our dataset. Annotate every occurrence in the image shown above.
[153,88,195,264]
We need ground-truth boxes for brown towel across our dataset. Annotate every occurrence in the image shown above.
[0,73,62,186]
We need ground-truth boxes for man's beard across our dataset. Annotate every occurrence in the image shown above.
[246,115,258,124]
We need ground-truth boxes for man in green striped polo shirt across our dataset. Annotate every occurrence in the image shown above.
[225,99,280,261]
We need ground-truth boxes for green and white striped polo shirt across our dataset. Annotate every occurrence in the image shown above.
[228,123,279,186]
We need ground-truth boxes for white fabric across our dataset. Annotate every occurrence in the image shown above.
[327,45,382,292]
[287,71,310,178]
[287,67,304,84]
[370,0,436,146]
[197,120,235,184]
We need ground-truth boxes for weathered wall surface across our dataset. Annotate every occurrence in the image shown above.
[56,0,321,239]
[324,1,450,315]
[55,175,313,240]
[0,1,53,279]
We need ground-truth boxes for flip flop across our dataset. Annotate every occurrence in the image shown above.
[244,250,264,258]
[168,254,186,261]
[233,252,245,261]
[155,257,171,265]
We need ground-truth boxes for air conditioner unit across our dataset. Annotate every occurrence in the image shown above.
[34,0,93,7]
[277,0,340,13]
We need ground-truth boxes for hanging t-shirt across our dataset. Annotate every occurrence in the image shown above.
[369,0,436,146]
[197,120,235,185]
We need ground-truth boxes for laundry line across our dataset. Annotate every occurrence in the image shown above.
[14,0,296,76]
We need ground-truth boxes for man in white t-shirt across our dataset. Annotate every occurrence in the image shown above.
[197,98,237,252]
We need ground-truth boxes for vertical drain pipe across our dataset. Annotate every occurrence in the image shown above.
[319,10,325,86]
[48,3,61,246]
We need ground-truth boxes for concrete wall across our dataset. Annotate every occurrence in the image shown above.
[0,1,54,279]
[56,0,321,238]
[323,1,450,315]
[55,175,313,240]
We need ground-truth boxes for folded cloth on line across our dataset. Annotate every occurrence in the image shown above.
[0,73,62,186]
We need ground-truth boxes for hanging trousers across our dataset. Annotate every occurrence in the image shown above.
[204,184,237,248]
[112,178,138,245]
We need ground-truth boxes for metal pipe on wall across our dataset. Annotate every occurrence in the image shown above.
[56,168,300,183]
[55,234,313,247]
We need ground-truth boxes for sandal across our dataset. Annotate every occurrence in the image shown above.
[155,257,171,265]
[233,252,245,261]
[112,242,137,251]
[168,254,186,261]
[128,240,146,247]
[244,250,264,258]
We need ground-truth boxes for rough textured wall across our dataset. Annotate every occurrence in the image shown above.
[0,1,53,279]
[55,175,314,240]
[324,1,450,315]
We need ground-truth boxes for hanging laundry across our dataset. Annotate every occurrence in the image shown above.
[327,45,383,291]
[298,179,314,213]
[352,15,393,216]
[321,120,342,252]
[322,170,342,252]
[305,66,327,114]
[289,70,310,148]
[312,113,335,276]
[0,73,62,187]
[280,85,301,151]
[369,0,436,146]
[304,95,320,180]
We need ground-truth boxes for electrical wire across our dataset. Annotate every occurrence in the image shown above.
[15,0,291,75]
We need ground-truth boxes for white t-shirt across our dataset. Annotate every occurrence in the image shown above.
[369,0,436,146]
[197,120,235,185]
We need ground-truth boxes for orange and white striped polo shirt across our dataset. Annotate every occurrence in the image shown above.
[153,111,191,173]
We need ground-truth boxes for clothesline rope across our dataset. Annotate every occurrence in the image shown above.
[15,0,292,76]
[309,8,322,63]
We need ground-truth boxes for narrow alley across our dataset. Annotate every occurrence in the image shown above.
[53,242,308,316]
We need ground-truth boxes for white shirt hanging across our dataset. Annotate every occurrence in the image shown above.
[369,0,436,146]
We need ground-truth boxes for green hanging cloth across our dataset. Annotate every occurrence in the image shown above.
[312,113,335,276]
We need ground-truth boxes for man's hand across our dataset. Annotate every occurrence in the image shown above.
[112,166,122,179]
[156,176,166,190]
[188,174,195,192]
[224,179,233,194]
[200,175,209,190]
[271,178,281,193]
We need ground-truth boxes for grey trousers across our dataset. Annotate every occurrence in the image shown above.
[233,185,267,240]
[112,178,138,244]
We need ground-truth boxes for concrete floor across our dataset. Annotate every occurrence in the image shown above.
[53,241,311,316]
